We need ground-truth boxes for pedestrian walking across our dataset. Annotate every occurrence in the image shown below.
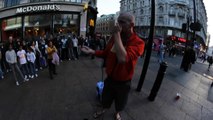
[5,44,29,86]
[46,41,57,79]
[81,12,145,120]
[17,45,30,79]
[158,41,165,63]
[66,35,74,60]
[207,55,213,71]
[72,35,79,60]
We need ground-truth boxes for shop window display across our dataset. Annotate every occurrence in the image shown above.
[54,14,80,35]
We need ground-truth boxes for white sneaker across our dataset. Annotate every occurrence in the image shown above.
[16,81,19,86]
[31,75,34,79]
[1,76,4,79]
[24,78,29,82]
[24,75,28,79]
[29,75,31,78]
[35,74,38,77]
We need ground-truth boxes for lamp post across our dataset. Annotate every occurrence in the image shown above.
[136,0,155,92]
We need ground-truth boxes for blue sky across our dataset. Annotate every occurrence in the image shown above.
[97,0,213,46]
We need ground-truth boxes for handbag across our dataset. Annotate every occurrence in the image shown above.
[52,52,60,65]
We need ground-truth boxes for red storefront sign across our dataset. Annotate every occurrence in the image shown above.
[169,36,186,43]
[178,37,186,43]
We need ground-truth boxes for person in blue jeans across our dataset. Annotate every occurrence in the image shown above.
[5,44,29,86]
[26,47,37,79]
[158,41,165,63]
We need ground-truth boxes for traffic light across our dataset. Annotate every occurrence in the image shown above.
[190,22,201,31]
[89,19,94,27]
[181,23,187,33]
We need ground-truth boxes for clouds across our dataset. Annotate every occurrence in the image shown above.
[203,0,213,45]
[97,0,120,17]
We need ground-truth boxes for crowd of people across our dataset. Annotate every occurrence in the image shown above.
[0,34,106,85]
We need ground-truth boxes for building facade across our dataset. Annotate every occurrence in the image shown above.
[0,0,98,42]
[96,12,119,39]
[96,14,115,38]
[120,0,207,47]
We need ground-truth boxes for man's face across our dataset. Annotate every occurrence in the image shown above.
[9,36,13,42]
[117,15,132,34]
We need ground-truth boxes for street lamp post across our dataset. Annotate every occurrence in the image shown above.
[136,0,155,92]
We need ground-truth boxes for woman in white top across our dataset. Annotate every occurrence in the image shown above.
[17,45,29,79]
[72,35,79,60]
[26,47,37,78]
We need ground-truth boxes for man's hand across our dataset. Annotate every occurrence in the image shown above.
[81,46,95,55]
[113,23,122,33]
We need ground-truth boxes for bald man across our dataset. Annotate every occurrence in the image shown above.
[81,12,145,119]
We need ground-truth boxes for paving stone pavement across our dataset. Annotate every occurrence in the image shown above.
[0,54,212,120]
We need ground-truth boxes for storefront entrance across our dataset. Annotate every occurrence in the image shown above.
[1,13,80,41]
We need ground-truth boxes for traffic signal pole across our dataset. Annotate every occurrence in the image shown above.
[136,0,155,92]
[180,0,197,71]
[192,0,196,43]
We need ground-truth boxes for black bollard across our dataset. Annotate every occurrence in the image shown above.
[148,62,168,101]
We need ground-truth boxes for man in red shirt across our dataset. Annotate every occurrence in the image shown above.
[81,12,145,120]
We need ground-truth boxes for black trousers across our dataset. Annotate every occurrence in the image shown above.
[102,77,131,112]
[47,59,56,78]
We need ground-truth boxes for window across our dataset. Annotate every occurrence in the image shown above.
[3,17,22,31]
[20,0,29,4]
[159,6,163,13]
[30,0,39,2]
[51,0,64,1]
[169,17,175,26]
[140,9,144,14]
[30,0,50,2]
[159,16,164,24]
[140,17,144,25]
[0,0,4,8]
[5,0,13,7]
